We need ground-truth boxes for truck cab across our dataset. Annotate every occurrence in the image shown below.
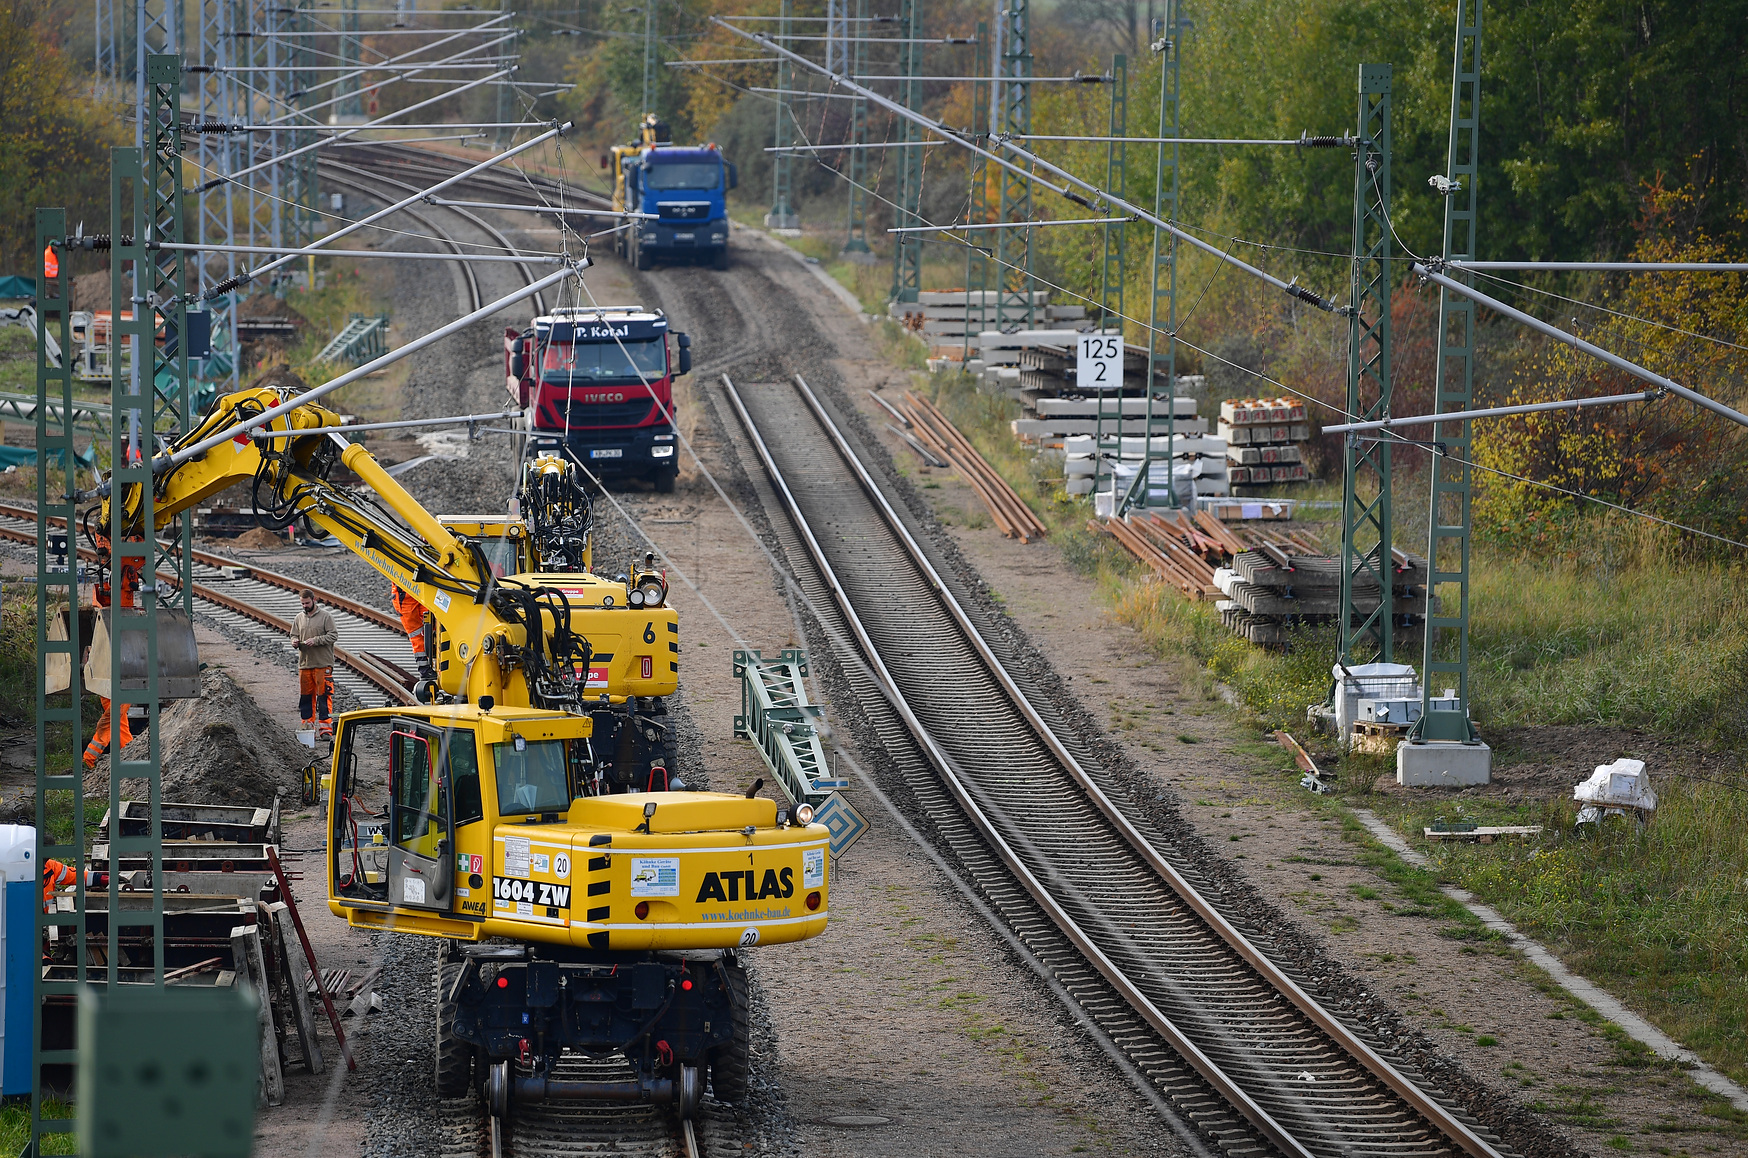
[607,116,737,270]
[504,306,691,492]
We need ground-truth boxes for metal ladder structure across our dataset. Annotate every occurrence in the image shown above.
[31,54,187,1155]
[993,0,1035,331]
[766,0,800,230]
[317,314,392,366]
[732,651,844,808]
[1413,0,1484,745]
[888,0,925,304]
[1337,63,1396,665]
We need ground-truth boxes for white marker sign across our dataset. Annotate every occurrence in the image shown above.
[1076,333,1124,391]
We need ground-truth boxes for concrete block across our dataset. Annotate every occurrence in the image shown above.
[1397,740,1492,787]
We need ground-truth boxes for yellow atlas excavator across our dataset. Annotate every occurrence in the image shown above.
[100,386,829,1118]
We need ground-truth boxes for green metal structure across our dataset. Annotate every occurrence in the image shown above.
[317,313,392,366]
[1119,9,1184,515]
[32,203,82,1158]
[842,0,874,260]
[766,0,800,230]
[993,0,1034,330]
[1414,1,1483,742]
[1093,51,1126,500]
[641,0,659,121]
[33,56,187,1153]
[732,650,844,807]
[1337,63,1395,664]
[888,0,924,303]
[960,21,990,363]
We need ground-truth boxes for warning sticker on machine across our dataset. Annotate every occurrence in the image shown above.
[803,847,825,889]
[494,876,571,910]
[502,836,531,876]
[630,857,680,897]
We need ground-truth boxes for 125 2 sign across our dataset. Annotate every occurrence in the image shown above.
[1076,334,1124,390]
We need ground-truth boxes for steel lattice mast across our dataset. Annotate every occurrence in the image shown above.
[1413,0,1484,745]
[1338,63,1395,663]
[888,0,923,302]
[993,0,1034,330]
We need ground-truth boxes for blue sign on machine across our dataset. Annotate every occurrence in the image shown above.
[813,792,869,859]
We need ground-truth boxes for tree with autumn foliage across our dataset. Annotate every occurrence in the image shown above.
[0,0,123,279]
[1472,179,1748,551]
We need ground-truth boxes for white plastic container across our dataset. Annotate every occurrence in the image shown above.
[1333,663,1419,738]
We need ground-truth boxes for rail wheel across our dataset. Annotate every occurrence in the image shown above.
[435,959,477,1098]
[706,957,750,1105]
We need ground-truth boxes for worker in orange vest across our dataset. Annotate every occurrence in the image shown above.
[390,583,436,682]
[83,536,142,769]
[41,858,75,911]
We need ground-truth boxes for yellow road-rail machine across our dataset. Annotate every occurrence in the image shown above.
[101,388,830,1116]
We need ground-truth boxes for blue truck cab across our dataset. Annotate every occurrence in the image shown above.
[606,116,737,271]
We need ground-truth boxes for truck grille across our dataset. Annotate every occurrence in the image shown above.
[550,398,656,428]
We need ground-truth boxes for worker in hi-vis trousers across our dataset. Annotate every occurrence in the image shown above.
[42,858,75,911]
[292,588,339,738]
[83,537,141,769]
[390,583,436,682]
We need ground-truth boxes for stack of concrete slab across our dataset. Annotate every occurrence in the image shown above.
[889,291,1064,339]
[1217,397,1312,485]
[1213,546,1430,645]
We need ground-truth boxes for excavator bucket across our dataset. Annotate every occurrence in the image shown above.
[82,608,202,699]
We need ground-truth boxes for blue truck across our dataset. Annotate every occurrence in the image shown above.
[606,116,737,270]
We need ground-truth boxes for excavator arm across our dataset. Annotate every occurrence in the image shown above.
[101,387,677,712]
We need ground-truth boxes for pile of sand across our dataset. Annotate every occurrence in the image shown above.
[89,666,316,807]
[231,526,290,550]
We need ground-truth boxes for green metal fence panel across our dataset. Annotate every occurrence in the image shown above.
[732,650,844,807]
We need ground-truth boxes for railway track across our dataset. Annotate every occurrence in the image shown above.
[436,1054,734,1158]
[0,504,415,707]
[723,372,1514,1158]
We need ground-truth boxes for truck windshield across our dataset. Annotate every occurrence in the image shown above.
[541,338,666,383]
[645,163,721,191]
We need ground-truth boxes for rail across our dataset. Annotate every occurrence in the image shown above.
[724,371,1510,1158]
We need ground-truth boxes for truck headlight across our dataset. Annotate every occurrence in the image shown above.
[642,232,657,242]
[652,445,675,458]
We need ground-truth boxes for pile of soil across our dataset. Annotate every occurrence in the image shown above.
[88,665,315,806]
[231,526,290,550]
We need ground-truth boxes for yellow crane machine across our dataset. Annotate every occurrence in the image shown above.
[100,388,829,1117]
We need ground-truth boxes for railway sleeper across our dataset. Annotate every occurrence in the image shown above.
[439,942,749,1116]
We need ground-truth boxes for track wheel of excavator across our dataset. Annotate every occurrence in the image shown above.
[434,960,477,1098]
[706,958,750,1105]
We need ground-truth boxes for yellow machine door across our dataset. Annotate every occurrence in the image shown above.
[387,721,455,912]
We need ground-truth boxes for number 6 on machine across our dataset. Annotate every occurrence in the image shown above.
[1076,333,1124,390]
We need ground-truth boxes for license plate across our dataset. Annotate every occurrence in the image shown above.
[674,233,695,241]
[590,449,623,459]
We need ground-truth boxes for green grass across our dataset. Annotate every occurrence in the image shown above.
[836,259,1748,1097]
[0,1097,76,1155]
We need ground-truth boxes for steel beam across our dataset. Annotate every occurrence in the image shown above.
[961,21,990,361]
[732,650,842,806]
[888,0,924,303]
[33,205,82,1158]
[993,0,1034,329]
[841,0,874,260]
[1415,1,1482,742]
[1338,63,1395,663]
[765,0,799,230]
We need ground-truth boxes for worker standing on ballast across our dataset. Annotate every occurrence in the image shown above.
[82,535,140,769]
[390,583,435,682]
[292,588,338,738]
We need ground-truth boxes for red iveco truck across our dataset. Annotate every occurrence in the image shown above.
[504,305,692,492]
